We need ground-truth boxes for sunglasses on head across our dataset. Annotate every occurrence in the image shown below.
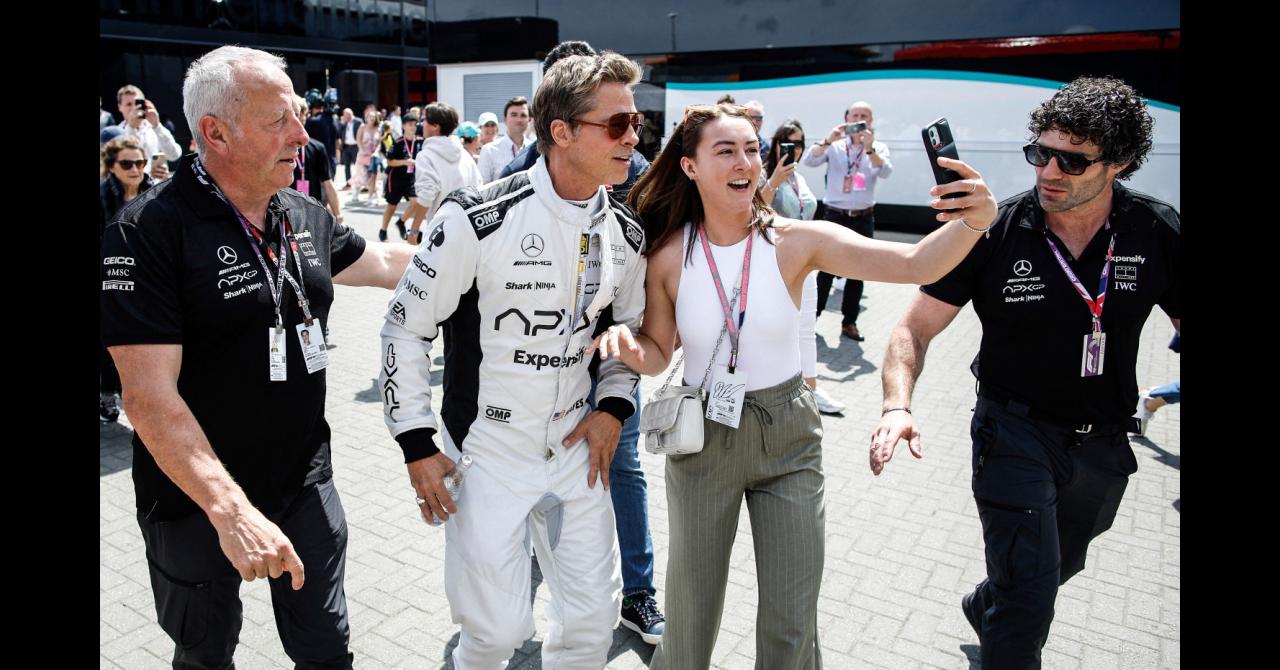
[572,112,645,140]
[683,104,752,125]
[1022,143,1104,176]
[116,159,146,170]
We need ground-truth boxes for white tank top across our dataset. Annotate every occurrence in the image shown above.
[676,223,801,391]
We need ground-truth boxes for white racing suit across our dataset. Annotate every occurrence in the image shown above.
[379,157,647,669]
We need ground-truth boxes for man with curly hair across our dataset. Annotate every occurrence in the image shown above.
[868,76,1180,669]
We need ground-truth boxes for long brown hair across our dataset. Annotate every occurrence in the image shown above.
[626,103,773,262]
[763,120,805,179]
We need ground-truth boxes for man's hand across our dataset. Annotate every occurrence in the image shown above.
[406,229,422,245]
[143,100,161,129]
[563,410,622,490]
[826,124,846,145]
[209,504,306,590]
[151,161,170,181]
[869,409,923,476]
[857,128,876,151]
[407,453,458,524]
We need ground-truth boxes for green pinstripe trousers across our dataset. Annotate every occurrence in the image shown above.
[651,374,825,670]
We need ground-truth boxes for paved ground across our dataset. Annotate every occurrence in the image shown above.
[101,192,1180,669]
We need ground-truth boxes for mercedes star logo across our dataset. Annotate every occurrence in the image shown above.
[1013,260,1032,277]
[217,246,238,265]
[522,234,545,257]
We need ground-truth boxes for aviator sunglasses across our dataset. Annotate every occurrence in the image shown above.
[572,111,645,139]
[1022,143,1105,176]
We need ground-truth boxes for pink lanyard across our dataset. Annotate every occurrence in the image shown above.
[697,224,752,372]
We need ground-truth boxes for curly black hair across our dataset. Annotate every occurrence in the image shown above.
[1028,76,1154,180]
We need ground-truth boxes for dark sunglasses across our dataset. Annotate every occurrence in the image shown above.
[573,112,645,140]
[116,159,146,170]
[1022,143,1104,176]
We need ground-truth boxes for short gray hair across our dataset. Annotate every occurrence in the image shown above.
[183,46,288,155]
[532,52,640,156]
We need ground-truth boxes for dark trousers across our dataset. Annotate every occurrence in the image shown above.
[815,207,874,326]
[138,477,355,670]
[967,398,1138,670]
[340,145,357,183]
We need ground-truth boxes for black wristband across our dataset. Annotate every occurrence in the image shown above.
[396,427,440,463]
[596,396,635,423]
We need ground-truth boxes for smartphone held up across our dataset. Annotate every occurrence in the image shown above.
[921,117,963,209]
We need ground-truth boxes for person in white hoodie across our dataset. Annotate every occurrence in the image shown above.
[409,102,483,245]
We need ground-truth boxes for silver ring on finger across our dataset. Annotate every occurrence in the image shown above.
[415,495,427,506]
[968,181,977,193]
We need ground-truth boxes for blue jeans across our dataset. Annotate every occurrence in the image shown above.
[1149,381,1180,404]
[589,383,656,596]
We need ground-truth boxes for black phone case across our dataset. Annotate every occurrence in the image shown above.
[922,118,963,198]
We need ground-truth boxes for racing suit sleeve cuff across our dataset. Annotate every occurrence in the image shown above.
[596,397,635,423]
[395,428,440,463]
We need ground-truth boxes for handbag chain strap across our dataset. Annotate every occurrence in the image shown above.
[653,286,739,399]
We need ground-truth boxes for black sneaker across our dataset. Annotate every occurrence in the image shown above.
[378,228,388,242]
[395,218,407,240]
[961,589,982,638]
[99,393,120,423]
[619,593,665,645]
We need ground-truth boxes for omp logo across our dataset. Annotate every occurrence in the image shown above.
[513,347,586,370]
[412,256,437,278]
[624,223,642,247]
[494,308,563,336]
[103,257,135,266]
[382,343,400,420]
[1002,283,1045,294]
[389,301,407,325]
[1013,260,1032,277]
[473,208,502,229]
[485,405,512,423]
[217,270,259,288]
[102,280,135,291]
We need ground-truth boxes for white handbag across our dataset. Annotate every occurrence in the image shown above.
[640,287,736,456]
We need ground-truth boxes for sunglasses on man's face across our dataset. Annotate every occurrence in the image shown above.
[1022,143,1104,176]
[573,111,645,140]
[116,159,146,170]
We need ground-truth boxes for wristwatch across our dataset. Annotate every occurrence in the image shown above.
[867,147,877,155]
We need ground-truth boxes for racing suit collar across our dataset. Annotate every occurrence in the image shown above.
[530,155,609,230]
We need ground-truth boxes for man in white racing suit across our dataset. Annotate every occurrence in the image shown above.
[379,51,649,670]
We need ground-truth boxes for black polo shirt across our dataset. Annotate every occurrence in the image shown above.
[921,183,1180,425]
[101,154,366,521]
[382,135,422,185]
[292,139,333,203]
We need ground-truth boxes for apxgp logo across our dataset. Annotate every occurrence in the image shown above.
[217,270,259,288]
[494,308,563,336]
[382,343,400,419]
